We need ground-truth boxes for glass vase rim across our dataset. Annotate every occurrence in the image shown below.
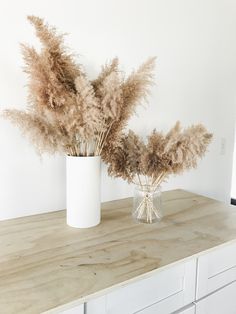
[134,183,162,191]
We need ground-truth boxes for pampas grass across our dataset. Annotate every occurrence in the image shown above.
[106,122,212,223]
[3,16,156,157]
[107,122,213,186]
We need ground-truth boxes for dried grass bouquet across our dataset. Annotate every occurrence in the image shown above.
[106,122,213,222]
[3,16,156,157]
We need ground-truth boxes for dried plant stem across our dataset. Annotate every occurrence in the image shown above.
[152,172,166,187]
[137,174,143,188]
[96,123,114,156]
[95,130,106,155]
[134,191,161,223]
[69,147,74,156]
[69,146,76,156]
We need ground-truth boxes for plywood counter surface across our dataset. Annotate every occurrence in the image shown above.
[1,189,236,313]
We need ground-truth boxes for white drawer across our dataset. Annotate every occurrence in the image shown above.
[195,281,236,314]
[87,259,196,314]
[173,304,195,314]
[133,297,195,314]
[177,305,195,314]
[57,304,84,314]
[196,241,236,299]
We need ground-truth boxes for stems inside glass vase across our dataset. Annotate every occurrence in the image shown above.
[133,183,162,224]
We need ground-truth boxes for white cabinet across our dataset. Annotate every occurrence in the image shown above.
[175,304,195,314]
[86,296,106,314]
[87,259,196,314]
[58,304,84,314]
[131,298,195,314]
[196,242,236,299]
[63,242,236,314]
[195,281,236,314]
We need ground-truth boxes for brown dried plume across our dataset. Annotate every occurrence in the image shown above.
[3,16,156,156]
[107,122,213,186]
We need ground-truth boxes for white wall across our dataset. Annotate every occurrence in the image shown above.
[0,0,236,220]
[231,127,236,199]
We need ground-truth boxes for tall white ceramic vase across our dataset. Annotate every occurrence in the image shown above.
[66,156,101,228]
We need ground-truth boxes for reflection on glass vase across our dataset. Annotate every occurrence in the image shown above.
[133,184,162,224]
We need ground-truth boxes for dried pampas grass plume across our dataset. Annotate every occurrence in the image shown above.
[23,16,82,113]
[102,57,156,161]
[2,16,156,156]
[107,121,213,186]
[92,57,119,92]
[3,109,63,154]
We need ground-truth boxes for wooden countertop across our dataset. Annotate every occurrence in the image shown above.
[1,189,236,313]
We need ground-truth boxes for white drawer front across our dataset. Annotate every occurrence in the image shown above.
[195,281,236,314]
[104,259,196,314]
[86,296,106,314]
[58,304,84,314]
[197,242,236,299]
[177,304,195,314]
[133,296,195,314]
[86,260,196,314]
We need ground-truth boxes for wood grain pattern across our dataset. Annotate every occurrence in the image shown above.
[0,189,236,313]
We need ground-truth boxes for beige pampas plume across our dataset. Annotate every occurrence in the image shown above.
[106,122,213,186]
[92,57,119,92]
[98,71,123,121]
[27,15,82,87]
[3,16,156,157]
[3,110,63,154]
[122,57,156,106]
[107,130,146,183]
[73,75,102,140]
[22,16,82,113]
[102,57,156,160]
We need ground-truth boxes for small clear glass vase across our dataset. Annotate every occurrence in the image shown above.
[133,185,162,224]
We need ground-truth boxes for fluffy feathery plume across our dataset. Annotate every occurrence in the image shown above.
[3,16,156,156]
[97,71,123,122]
[122,57,156,107]
[166,124,213,173]
[23,16,81,113]
[92,57,119,92]
[3,109,66,154]
[102,57,156,160]
[106,140,131,182]
[141,130,168,179]
[73,75,102,140]
[27,15,81,88]
[107,130,145,182]
[22,43,76,113]
[107,122,213,186]
[125,130,146,176]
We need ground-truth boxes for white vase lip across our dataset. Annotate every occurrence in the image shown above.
[66,155,101,159]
